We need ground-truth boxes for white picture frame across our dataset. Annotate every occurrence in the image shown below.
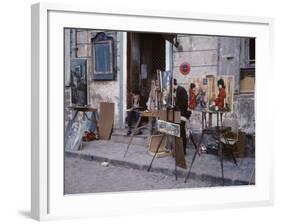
[31,2,274,221]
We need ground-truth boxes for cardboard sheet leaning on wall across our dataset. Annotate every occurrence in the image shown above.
[98,102,115,140]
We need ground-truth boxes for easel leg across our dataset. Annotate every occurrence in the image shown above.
[208,112,212,128]
[219,140,225,185]
[124,116,142,158]
[189,133,198,153]
[249,167,255,184]
[92,111,100,139]
[222,134,238,166]
[184,133,204,183]
[83,112,90,120]
[147,135,165,172]
[202,112,204,129]
[174,136,177,181]
[230,145,238,166]
[184,148,197,183]
[72,111,79,121]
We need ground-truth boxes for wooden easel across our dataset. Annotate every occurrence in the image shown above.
[147,107,187,180]
[123,112,153,158]
[123,110,181,157]
[184,111,237,185]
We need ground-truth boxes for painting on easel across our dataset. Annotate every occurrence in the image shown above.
[185,75,234,112]
[186,75,210,111]
[208,76,234,112]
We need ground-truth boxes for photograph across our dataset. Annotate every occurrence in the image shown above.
[63,28,255,194]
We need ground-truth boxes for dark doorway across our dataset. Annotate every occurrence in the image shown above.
[127,32,166,108]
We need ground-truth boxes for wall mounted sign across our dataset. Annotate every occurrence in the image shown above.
[179,62,191,75]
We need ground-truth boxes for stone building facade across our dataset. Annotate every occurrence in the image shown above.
[173,35,255,133]
[64,29,124,128]
[65,29,255,134]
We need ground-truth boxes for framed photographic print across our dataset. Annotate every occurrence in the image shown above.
[31,2,274,221]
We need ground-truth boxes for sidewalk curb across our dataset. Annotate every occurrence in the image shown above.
[65,150,251,186]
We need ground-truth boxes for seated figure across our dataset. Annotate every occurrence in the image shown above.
[126,89,142,136]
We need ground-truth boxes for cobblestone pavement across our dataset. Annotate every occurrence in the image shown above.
[66,139,255,186]
[65,155,222,194]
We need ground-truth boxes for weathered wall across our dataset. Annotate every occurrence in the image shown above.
[65,29,122,128]
[233,95,255,134]
[173,35,255,134]
[64,31,255,134]
[173,35,218,84]
[218,37,241,91]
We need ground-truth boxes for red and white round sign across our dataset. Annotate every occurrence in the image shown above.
[179,62,191,75]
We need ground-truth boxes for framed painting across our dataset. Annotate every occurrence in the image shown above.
[31,2,274,221]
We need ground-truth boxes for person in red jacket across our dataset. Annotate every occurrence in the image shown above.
[215,78,226,110]
[189,83,196,110]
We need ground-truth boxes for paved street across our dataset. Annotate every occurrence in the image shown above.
[64,155,220,194]
[64,129,255,194]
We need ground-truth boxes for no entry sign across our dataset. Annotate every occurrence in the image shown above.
[179,62,191,75]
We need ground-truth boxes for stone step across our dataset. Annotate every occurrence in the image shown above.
[110,135,149,146]
[111,128,150,146]
[112,127,150,136]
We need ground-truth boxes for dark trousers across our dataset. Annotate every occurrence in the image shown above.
[127,110,140,130]
[180,121,187,155]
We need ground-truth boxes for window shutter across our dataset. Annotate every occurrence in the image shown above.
[92,32,114,80]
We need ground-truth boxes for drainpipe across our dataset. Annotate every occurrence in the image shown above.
[70,29,77,58]
[165,40,173,71]
[217,37,221,76]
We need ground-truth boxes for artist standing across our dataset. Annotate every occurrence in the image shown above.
[173,79,192,154]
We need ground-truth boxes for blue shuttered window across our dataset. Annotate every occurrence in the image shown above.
[92,32,115,80]
[95,43,111,73]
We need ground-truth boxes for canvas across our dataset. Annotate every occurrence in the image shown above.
[184,75,234,112]
[209,76,234,112]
